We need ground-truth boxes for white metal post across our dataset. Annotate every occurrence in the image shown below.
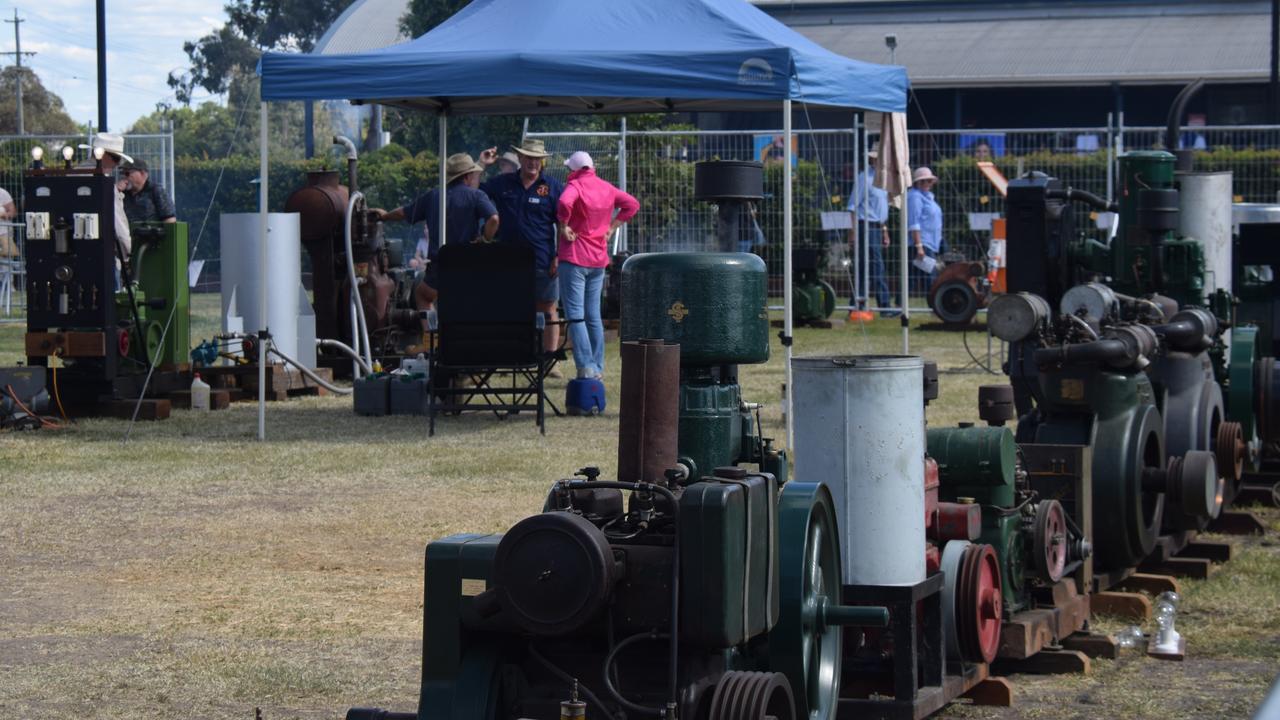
[783,99,795,451]
[901,178,910,354]
[438,112,448,246]
[257,101,269,441]
[618,116,628,253]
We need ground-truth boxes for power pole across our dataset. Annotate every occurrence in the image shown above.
[2,10,36,135]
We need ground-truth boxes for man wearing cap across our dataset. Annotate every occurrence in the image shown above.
[119,159,176,225]
[907,166,944,294]
[477,139,564,358]
[847,150,894,317]
[375,152,498,317]
[557,151,639,381]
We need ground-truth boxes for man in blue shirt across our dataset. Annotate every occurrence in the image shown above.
[376,152,498,316]
[478,139,564,358]
[907,166,944,296]
[847,151,894,316]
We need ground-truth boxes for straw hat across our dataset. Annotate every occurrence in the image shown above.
[446,152,484,184]
[912,166,938,183]
[498,151,521,169]
[511,138,550,158]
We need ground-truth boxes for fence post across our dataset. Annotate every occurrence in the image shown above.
[618,116,628,253]
[1106,112,1114,204]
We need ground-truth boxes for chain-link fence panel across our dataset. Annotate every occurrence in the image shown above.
[0,132,174,321]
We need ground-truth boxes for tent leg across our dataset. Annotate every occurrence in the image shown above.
[439,112,448,247]
[783,99,794,452]
[258,100,269,441]
[900,175,909,354]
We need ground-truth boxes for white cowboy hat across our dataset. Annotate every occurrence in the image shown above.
[82,132,133,164]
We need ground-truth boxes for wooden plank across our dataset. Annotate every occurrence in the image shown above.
[1061,632,1120,659]
[993,648,1090,676]
[108,398,171,421]
[1091,591,1151,621]
[1180,540,1233,563]
[26,331,106,358]
[998,609,1056,660]
[1115,572,1181,597]
[1143,556,1213,580]
[1209,510,1267,535]
[1234,482,1280,508]
[964,677,1013,707]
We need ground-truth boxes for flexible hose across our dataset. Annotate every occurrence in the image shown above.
[566,480,680,713]
[526,644,619,720]
[317,338,373,375]
[267,346,353,395]
[345,190,373,374]
[601,632,670,717]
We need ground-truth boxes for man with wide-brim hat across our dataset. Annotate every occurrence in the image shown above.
[80,133,134,268]
[375,153,499,319]
[476,138,565,362]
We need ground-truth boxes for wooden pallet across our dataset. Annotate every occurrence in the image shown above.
[1140,534,1233,579]
[1209,509,1268,535]
[840,662,1008,719]
[107,398,171,421]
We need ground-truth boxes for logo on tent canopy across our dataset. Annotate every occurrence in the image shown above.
[738,58,774,87]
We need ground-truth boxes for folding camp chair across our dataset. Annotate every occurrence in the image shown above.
[425,242,564,435]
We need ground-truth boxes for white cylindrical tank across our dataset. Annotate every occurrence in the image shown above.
[1178,171,1233,296]
[220,212,304,362]
[792,355,926,586]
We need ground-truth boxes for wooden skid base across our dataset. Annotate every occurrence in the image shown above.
[993,648,1090,676]
[168,389,232,410]
[1115,572,1181,597]
[1061,632,1120,660]
[1140,533,1219,579]
[1091,590,1152,622]
[108,398,171,421]
[200,363,334,402]
[1209,510,1268,535]
[997,580,1090,660]
[838,663,994,720]
[1235,480,1280,508]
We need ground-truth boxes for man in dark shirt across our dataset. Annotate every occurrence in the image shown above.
[478,139,563,356]
[376,152,498,315]
[119,159,176,224]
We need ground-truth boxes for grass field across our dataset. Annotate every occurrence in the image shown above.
[1,296,1276,719]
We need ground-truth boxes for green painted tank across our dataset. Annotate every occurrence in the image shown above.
[621,252,769,366]
[927,426,1018,507]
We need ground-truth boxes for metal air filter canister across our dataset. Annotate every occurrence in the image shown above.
[1177,171,1233,296]
[792,355,926,586]
[620,252,769,366]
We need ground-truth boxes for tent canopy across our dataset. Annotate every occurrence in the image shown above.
[258,0,907,114]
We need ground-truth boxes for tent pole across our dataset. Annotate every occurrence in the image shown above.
[783,99,794,451]
[439,111,448,247]
[900,176,909,353]
[258,100,269,441]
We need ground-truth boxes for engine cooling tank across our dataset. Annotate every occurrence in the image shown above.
[621,252,769,366]
[792,355,926,586]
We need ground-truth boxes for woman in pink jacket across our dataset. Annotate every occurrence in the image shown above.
[556,151,640,380]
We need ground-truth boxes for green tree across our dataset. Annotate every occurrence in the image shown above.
[168,0,355,104]
[0,67,80,135]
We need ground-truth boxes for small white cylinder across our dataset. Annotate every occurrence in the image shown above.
[220,212,303,361]
[792,355,926,586]
[1178,172,1233,296]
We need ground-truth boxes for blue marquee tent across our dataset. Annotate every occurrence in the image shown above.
[251,0,909,444]
[259,0,907,114]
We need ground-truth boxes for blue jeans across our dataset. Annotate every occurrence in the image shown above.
[559,261,605,377]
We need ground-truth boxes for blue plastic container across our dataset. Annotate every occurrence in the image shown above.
[565,378,606,416]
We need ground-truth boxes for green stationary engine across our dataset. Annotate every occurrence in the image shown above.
[929,423,1087,617]
[118,222,190,368]
[621,251,787,482]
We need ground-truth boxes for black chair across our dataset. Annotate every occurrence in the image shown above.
[426,242,563,435]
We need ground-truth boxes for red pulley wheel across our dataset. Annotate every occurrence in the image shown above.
[1033,500,1069,583]
[958,543,1003,665]
[118,328,130,357]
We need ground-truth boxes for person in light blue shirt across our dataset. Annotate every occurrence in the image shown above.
[847,151,893,313]
[906,166,944,295]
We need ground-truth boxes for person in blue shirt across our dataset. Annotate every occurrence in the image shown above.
[847,150,894,316]
[375,152,498,319]
[906,166,944,296]
[478,139,565,361]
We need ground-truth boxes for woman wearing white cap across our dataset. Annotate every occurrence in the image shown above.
[906,166,943,294]
[556,151,639,380]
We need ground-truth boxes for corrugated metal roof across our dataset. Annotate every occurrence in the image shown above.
[771,3,1271,86]
[312,0,411,55]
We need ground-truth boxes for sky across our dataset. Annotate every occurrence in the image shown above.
[6,0,228,132]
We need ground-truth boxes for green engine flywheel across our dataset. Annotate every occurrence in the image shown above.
[1228,326,1260,440]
